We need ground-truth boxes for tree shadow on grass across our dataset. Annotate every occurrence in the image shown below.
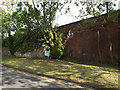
[62,58,119,72]
[2,57,118,88]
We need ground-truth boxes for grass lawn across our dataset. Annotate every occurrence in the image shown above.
[2,56,119,88]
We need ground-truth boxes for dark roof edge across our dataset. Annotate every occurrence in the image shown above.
[58,10,120,28]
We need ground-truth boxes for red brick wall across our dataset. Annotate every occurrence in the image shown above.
[64,26,118,60]
[58,12,119,61]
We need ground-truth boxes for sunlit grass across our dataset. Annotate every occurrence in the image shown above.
[2,56,119,88]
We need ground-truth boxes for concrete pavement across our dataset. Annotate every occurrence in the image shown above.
[0,64,89,89]
[1,65,71,88]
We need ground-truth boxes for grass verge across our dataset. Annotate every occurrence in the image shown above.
[2,56,119,88]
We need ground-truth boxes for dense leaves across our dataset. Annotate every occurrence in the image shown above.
[50,47,63,59]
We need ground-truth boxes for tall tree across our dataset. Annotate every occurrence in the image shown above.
[1,1,15,55]
[9,0,71,58]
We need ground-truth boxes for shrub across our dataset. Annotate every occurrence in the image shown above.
[50,47,63,59]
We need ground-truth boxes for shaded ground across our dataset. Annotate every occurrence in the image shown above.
[1,64,85,88]
[2,57,119,88]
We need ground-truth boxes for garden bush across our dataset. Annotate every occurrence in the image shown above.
[50,47,63,59]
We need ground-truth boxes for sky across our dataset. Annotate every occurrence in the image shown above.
[0,0,120,27]
[54,0,119,26]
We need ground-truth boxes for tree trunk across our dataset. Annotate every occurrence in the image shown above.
[106,2,114,65]
[49,2,56,42]
[106,2,109,15]
[108,30,114,65]
[8,30,15,55]
[43,2,52,47]
[97,30,102,64]
[32,0,52,48]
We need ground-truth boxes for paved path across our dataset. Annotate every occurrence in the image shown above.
[1,65,69,88]
[0,64,87,88]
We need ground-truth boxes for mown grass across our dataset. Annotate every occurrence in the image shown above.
[2,56,119,88]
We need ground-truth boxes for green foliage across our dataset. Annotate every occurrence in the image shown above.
[16,30,43,53]
[118,26,120,29]
[2,38,9,47]
[50,34,64,59]
[2,35,19,55]
[108,10,119,23]
[50,47,63,59]
[75,0,116,18]
[83,18,97,26]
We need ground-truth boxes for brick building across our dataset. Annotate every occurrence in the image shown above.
[57,10,119,61]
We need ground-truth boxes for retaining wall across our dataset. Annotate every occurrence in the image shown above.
[2,47,44,58]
